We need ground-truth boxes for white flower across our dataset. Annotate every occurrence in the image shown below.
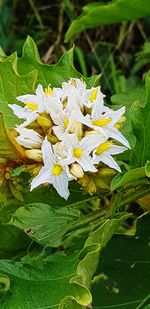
[52,109,84,140]
[93,141,127,172]
[61,78,86,112]
[30,138,70,200]
[15,127,43,149]
[9,84,62,127]
[64,133,103,172]
[80,105,130,148]
[83,86,105,110]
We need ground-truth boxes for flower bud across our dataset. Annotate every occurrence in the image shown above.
[37,114,53,130]
[70,120,83,140]
[25,149,43,162]
[70,163,84,179]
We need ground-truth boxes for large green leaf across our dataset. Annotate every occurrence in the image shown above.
[0,252,79,309]
[10,203,80,247]
[0,36,99,128]
[131,71,150,167]
[65,0,150,42]
[0,213,130,308]
[92,214,150,309]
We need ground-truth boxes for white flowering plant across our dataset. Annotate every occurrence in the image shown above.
[0,38,150,309]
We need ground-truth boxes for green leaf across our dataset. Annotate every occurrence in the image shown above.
[0,213,130,308]
[110,166,148,191]
[0,113,26,162]
[10,203,80,247]
[0,252,79,309]
[0,36,99,129]
[131,71,150,167]
[65,0,150,42]
[92,214,150,309]
[69,213,130,306]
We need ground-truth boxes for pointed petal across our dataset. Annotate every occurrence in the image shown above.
[41,138,55,166]
[99,153,121,172]
[8,104,30,119]
[52,172,69,200]
[78,155,97,172]
[19,112,38,127]
[81,134,105,154]
[30,166,52,191]
[110,106,125,126]
[63,133,79,148]
[107,127,130,148]
[109,144,127,155]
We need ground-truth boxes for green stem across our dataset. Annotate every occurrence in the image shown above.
[120,186,150,208]
[67,210,105,233]
[28,0,44,30]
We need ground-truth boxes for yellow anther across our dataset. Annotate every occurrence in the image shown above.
[89,87,98,103]
[92,117,112,127]
[52,164,62,176]
[44,86,54,96]
[114,123,121,130]
[63,117,69,129]
[96,142,111,155]
[118,116,126,123]
[73,148,83,158]
[25,102,38,111]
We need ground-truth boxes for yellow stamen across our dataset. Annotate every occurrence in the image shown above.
[73,148,83,158]
[96,142,111,155]
[63,117,69,129]
[89,88,98,103]
[92,117,112,127]
[52,164,62,176]
[114,123,121,130]
[45,86,54,96]
[25,102,38,111]
[118,115,126,123]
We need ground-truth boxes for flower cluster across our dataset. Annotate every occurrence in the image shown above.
[9,78,130,199]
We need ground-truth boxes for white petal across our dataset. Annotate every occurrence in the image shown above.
[19,112,38,127]
[63,134,79,149]
[109,144,127,155]
[17,94,39,105]
[8,104,30,119]
[99,153,121,172]
[41,138,55,166]
[107,127,130,148]
[52,172,69,200]
[77,155,97,172]
[80,134,105,154]
[110,106,125,126]
[30,166,52,191]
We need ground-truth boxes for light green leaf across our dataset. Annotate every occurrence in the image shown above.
[0,36,99,129]
[110,166,148,191]
[10,203,80,247]
[65,0,150,42]
[131,71,150,167]
[92,214,150,309]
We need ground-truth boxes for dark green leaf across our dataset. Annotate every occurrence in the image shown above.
[92,214,150,309]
